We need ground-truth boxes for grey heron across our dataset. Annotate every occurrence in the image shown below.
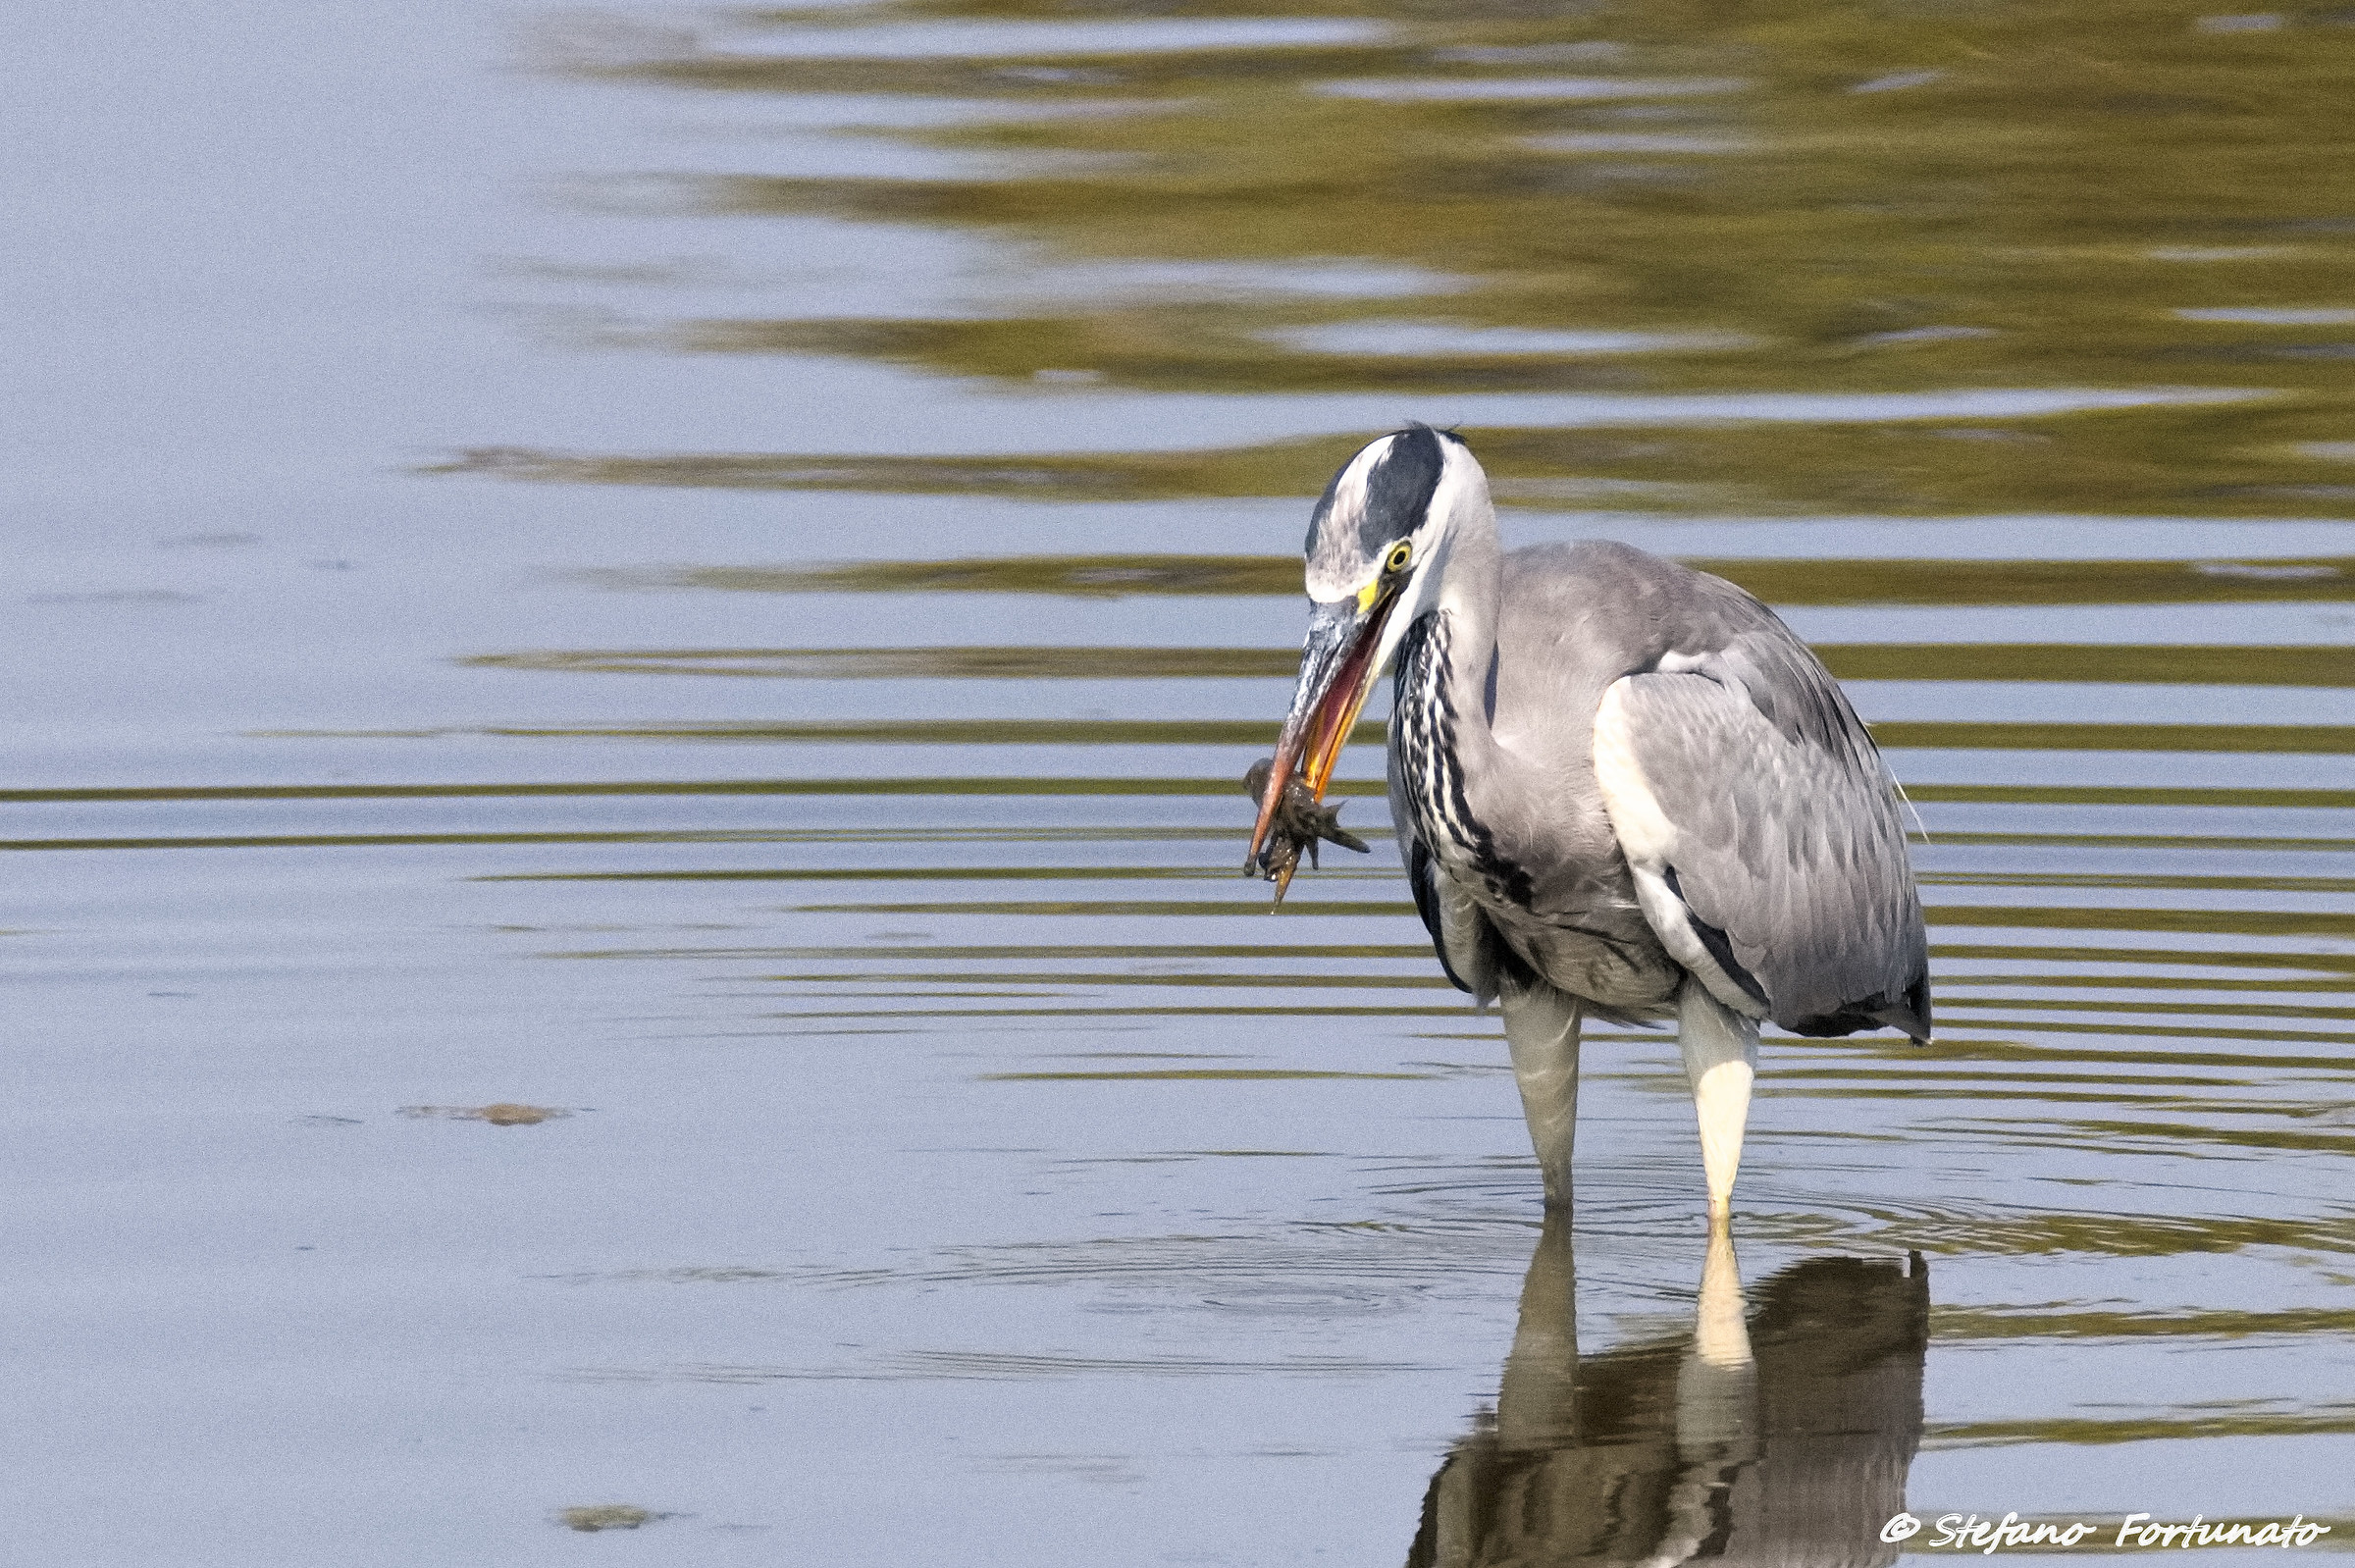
[1246,427,1931,1221]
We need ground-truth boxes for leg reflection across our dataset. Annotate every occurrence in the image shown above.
[1406,1222,1928,1567]
[1494,1208,1579,1450]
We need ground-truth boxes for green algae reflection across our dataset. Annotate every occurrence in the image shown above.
[497,0,2355,519]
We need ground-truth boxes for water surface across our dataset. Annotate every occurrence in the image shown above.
[3,1,2352,1562]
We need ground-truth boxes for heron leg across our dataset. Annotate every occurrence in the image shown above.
[1677,974,1758,1224]
[1500,973,1582,1208]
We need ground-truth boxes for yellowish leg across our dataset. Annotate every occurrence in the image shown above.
[1677,974,1758,1223]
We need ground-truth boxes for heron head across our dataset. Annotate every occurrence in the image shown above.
[1246,425,1487,878]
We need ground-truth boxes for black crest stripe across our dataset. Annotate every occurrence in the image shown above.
[1358,427,1444,556]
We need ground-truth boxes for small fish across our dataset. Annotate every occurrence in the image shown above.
[1245,757,1370,891]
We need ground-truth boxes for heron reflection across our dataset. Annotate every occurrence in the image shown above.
[1407,1220,1928,1567]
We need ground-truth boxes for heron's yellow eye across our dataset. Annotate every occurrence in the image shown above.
[1386,542,1413,574]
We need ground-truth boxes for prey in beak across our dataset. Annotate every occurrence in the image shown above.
[1245,590,1398,902]
[1244,758,1369,866]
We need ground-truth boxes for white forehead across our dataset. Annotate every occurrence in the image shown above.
[1304,434,1412,601]
[1325,434,1391,530]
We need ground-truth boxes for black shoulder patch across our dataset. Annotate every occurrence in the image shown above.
[1358,426,1444,555]
[1406,838,1474,995]
[1663,865,1772,1011]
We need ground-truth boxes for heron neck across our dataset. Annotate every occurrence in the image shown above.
[1433,497,1505,751]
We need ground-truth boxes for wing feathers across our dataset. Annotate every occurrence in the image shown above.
[1593,657,1929,1041]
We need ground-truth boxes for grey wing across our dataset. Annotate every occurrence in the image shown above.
[1591,633,1931,1042]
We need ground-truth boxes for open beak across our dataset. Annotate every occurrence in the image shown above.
[1246,591,1397,891]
